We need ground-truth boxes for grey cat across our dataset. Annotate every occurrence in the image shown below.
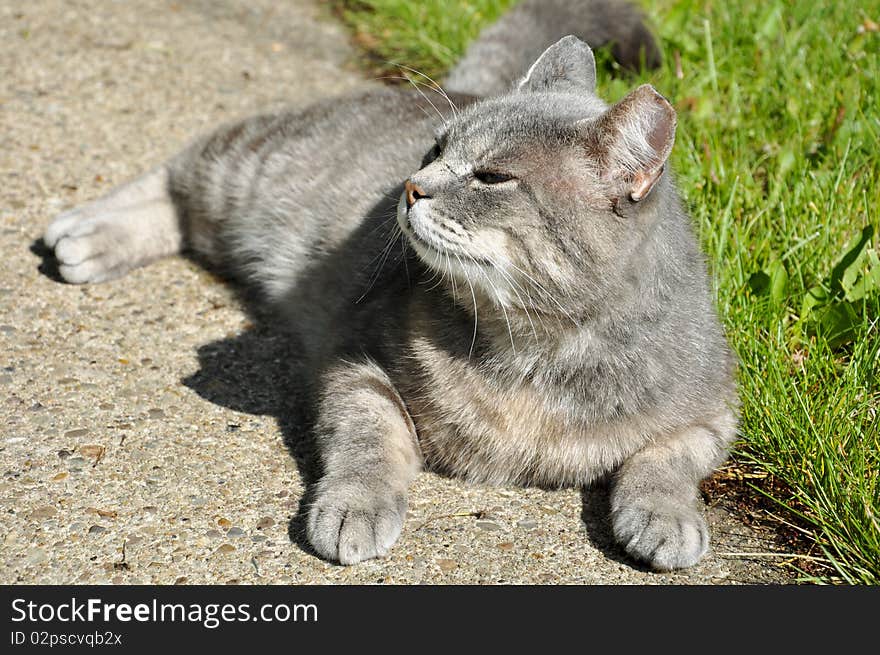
[42,6,737,571]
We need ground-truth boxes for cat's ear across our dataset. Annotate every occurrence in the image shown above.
[518,35,597,93]
[593,84,676,202]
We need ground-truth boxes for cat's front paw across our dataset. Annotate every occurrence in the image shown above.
[306,482,407,565]
[611,500,709,571]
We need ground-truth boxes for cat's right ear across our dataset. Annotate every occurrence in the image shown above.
[518,35,597,93]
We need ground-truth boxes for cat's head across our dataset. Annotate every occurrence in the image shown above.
[397,36,677,317]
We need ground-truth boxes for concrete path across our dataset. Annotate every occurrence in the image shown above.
[1,0,795,584]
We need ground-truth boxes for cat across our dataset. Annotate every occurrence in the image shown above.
[41,4,738,571]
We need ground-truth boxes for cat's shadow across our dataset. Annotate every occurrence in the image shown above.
[176,316,324,558]
[30,238,65,283]
[579,482,653,572]
[178,320,648,569]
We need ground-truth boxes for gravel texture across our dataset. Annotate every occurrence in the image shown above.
[1,0,796,585]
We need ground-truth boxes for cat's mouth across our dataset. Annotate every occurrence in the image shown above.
[393,190,522,309]
[396,191,490,268]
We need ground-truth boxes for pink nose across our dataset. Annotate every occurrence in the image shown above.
[404,179,429,208]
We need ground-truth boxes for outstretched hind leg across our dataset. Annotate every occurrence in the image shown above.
[43,166,183,284]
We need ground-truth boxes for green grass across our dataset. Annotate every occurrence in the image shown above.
[336,0,880,584]
[334,0,517,77]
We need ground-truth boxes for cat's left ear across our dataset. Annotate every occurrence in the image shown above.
[519,35,597,93]
[591,84,677,202]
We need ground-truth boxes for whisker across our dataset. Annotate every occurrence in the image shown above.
[424,252,449,292]
[357,231,396,277]
[481,252,541,344]
[417,245,443,288]
[472,259,516,354]
[376,75,442,126]
[401,237,411,290]
[454,253,479,359]
[503,260,581,329]
[397,69,447,127]
[361,214,398,240]
[446,251,458,302]
[356,226,402,303]
[388,63,459,118]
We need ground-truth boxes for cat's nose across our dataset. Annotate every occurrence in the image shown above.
[405,179,430,208]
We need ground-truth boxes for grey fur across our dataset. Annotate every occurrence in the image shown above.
[445,0,661,96]
[43,25,737,570]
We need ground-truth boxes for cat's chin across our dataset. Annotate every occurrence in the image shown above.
[401,233,517,309]
[395,196,448,268]
[400,221,452,274]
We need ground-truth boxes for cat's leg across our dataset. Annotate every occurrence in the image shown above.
[43,166,182,283]
[307,359,423,565]
[610,412,737,570]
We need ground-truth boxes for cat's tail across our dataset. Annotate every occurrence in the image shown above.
[444,0,661,97]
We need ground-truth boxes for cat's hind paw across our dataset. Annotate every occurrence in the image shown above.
[44,209,134,284]
[306,484,407,565]
[611,501,709,571]
[43,167,182,284]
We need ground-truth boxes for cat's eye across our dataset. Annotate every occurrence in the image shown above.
[474,170,515,185]
[421,142,442,168]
